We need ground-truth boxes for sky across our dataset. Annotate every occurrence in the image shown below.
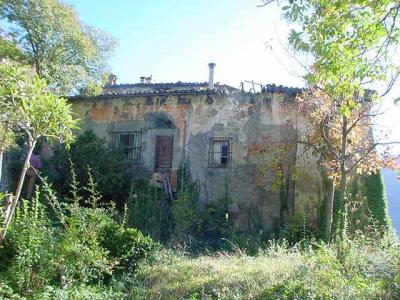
[65,0,400,154]
[64,0,303,88]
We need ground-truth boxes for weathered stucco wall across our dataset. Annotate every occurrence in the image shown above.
[70,91,322,232]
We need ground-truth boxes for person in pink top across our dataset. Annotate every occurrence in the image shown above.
[30,154,42,170]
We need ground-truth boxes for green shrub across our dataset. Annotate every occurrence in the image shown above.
[172,159,203,245]
[0,282,25,300]
[0,195,113,295]
[278,212,317,244]
[99,222,157,274]
[194,195,233,249]
[41,130,130,208]
[55,205,113,285]
[173,191,200,243]
[0,171,156,297]
[2,196,57,293]
[30,285,124,300]
[127,179,173,242]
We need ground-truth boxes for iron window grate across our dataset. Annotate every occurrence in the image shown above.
[208,138,232,168]
[114,131,142,164]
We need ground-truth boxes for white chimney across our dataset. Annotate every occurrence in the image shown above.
[108,74,117,85]
[208,63,216,89]
[146,76,152,84]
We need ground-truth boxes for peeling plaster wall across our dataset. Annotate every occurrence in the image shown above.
[72,96,189,176]
[294,145,323,220]
[70,92,322,232]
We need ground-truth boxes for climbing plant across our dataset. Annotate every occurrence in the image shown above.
[364,171,391,229]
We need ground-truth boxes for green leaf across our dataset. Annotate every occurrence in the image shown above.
[0,0,116,96]
[342,106,351,118]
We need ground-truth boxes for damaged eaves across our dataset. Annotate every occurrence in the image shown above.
[70,87,232,101]
[262,84,303,97]
[104,81,211,89]
[70,83,302,101]
[102,82,238,94]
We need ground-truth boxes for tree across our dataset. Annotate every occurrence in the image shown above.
[296,87,395,239]
[265,0,400,240]
[0,62,78,242]
[0,32,27,185]
[0,37,26,62]
[0,0,116,96]
[0,62,26,186]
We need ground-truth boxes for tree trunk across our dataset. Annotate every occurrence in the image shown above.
[338,115,348,240]
[325,177,336,241]
[0,150,3,184]
[339,166,348,240]
[0,140,36,242]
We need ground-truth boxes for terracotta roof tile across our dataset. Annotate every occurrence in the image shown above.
[69,81,302,101]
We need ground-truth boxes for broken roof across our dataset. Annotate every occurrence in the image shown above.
[262,84,302,97]
[70,81,238,100]
[101,81,238,94]
[69,81,302,100]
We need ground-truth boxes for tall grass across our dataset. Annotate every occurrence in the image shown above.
[129,236,400,300]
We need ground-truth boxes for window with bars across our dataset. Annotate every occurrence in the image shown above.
[208,138,232,168]
[114,131,142,164]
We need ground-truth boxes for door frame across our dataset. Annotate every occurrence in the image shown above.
[154,135,174,172]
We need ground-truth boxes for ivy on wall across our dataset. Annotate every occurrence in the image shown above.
[317,170,391,239]
[363,171,391,228]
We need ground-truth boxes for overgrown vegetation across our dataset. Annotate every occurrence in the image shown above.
[3,125,394,299]
[364,171,391,229]
[130,236,400,299]
[127,160,234,250]
[0,173,156,299]
[1,174,398,299]
[41,130,131,208]
[127,178,174,242]
[7,130,131,209]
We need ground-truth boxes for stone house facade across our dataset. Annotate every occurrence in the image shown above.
[70,64,322,232]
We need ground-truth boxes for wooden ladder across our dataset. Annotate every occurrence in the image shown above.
[163,174,174,201]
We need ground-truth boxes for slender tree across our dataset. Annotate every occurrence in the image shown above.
[0,62,78,242]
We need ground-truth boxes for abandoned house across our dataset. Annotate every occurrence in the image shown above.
[70,63,322,232]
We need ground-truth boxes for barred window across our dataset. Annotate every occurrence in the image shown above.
[114,131,142,164]
[208,138,232,168]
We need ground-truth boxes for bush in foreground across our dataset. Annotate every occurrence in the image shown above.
[0,176,156,298]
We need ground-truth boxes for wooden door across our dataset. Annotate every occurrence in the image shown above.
[155,135,174,171]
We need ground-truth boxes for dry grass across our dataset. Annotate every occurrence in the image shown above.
[128,239,400,300]
[130,246,304,299]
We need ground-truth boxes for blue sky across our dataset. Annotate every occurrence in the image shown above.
[65,0,400,154]
[64,0,302,88]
